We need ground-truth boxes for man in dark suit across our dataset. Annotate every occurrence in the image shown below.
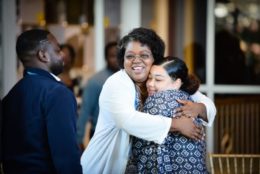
[2,29,82,174]
[0,98,2,172]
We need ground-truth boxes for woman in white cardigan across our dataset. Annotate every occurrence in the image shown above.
[81,27,216,174]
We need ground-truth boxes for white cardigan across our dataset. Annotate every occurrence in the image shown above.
[81,70,216,174]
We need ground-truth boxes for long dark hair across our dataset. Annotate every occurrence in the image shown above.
[154,56,200,95]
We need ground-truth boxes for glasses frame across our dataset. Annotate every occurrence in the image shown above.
[124,53,153,61]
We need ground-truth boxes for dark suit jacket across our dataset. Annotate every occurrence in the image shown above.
[0,97,2,166]
[2,68,82,174]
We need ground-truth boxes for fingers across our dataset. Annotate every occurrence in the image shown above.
[176,99,183,104]
[192,124,205,141]
[174,107,182,114]
[177,99,192,106]
[173,108,193,118]
[177,99,187,104]
[174,107,188,117]
[173,111,182,118]
[174,100,193,117]
[201,127,206,140]
[193,127,202,140]
[176,117,204,141]
[185,113,193,118]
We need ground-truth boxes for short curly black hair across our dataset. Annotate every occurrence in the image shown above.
[117,27,165,69]
[16,29,50,63]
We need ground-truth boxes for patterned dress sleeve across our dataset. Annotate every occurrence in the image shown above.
[143,90,191,118]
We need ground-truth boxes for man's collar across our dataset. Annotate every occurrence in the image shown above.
[24,67,61,82]
[50,73,61,81]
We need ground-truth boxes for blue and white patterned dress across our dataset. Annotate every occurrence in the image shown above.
[129,90,208,174]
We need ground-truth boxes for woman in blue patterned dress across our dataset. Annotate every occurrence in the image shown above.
[128,56,209,173]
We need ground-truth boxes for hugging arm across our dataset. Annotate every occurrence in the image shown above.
[143,90,204,141]
[100,72,205,143]
[174,91,216,127]
[170,117,203,141]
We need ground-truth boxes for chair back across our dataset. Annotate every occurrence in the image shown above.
[208,154,260,174]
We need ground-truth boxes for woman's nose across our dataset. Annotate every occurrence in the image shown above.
[132,56,142,62]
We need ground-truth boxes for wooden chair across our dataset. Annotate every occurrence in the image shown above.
[208,154,260,174]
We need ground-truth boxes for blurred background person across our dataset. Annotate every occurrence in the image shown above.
[0,97,2,172]
[215,29,249,84]
[77,41,119,149]
[240,20,260,84]
[59,44,82,99]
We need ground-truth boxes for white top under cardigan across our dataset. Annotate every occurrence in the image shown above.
[80,69,216,174]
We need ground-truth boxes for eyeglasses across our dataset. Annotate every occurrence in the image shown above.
[125,53,153,60]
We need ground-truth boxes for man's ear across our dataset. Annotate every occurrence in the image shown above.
[37,50,49,62]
